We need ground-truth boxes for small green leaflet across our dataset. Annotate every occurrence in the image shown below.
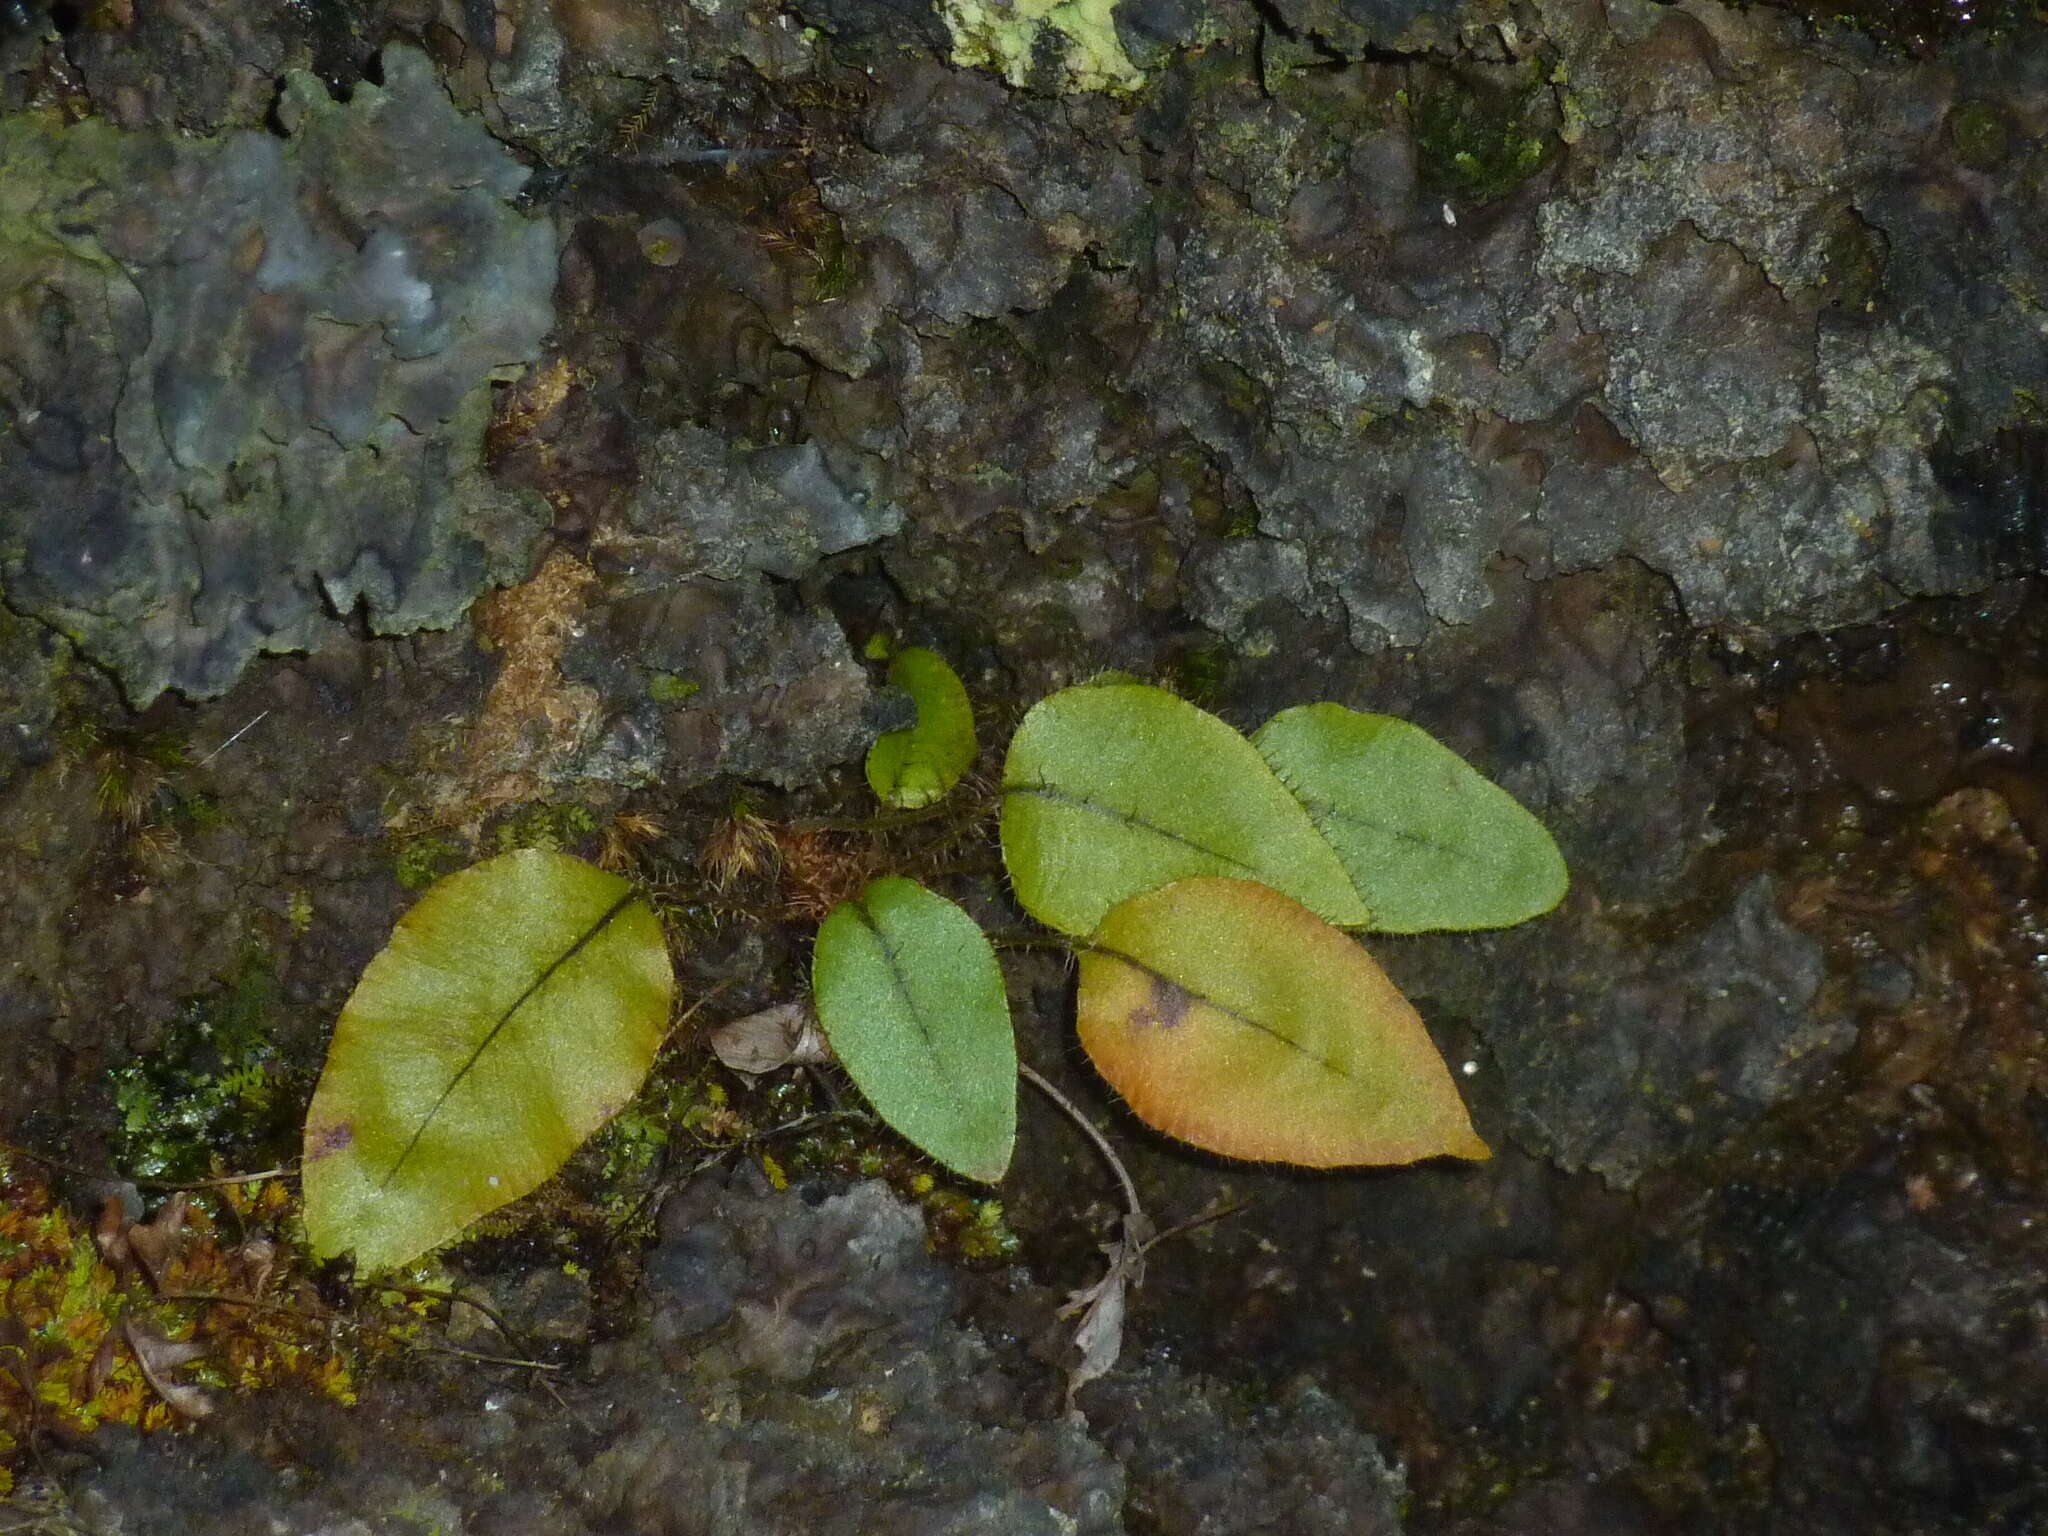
[1254,704,1567,932]
[1000,681,1371,937]
[866,647,977,810]
[812,877,1016,1182]
[302,850,673,1273]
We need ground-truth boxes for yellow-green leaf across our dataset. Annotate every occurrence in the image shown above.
[1254,704,1567,932]
[1077,877,1489,1167]
[866,647,977,810]
[1000,682,1370,937]
[813,877,1016,1182]
[302,850,673,1273]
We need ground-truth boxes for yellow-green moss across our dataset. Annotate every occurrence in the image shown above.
[0,1159,360,1495]
[648,671,701,705]
[393,830,465,890]
[491,801,599,855]
[106,949,297,1183]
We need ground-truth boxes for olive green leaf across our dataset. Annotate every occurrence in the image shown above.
[812,877,1016,1182]
[1254,704,1567,932]
[1000,681,1370,937]
[866,647,977,810]
[1077,877,1489,1167]
[302,850,673,1273]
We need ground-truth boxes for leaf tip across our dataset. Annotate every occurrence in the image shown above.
[1445,1125,1492,1162]
[958,1149,1015,1184]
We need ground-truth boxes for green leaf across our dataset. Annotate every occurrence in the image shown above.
[302,850,673,1273]
[1000,681,1370,936]
[812,877,1016,1182]
[1254,704,1567,932]
[866,647,977,810]
[1077,877,1489,1167]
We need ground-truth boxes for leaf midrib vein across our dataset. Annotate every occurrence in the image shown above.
[379,888,640,1190]
[1086,942,1355,1087]
[1004,783,1262,875]
[1296,793,1526,871]
[851,898,960,1099]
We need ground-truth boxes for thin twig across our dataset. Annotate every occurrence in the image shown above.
[397,1338,564,1371]
[1145,1199,1246,1251]
[135,1166,296,1191]
[662,976,738,1045]
[1018,1064,1143,1223]
[157,1289,560,1372]
[536,1370,602,1437]
[153,1288,305,1317]
[0,1143,294,1190]
[197,710,270,766]
[385,1285,529,1352]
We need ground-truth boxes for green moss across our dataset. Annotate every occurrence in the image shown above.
[1166,640,1231,706]
[1198,356,1265,421]
[1950,101,2011,172]
[956,1196,1022,1262]
[3,1156,365,1494]
[648,671,701,705]
[54,716,193,831]
[394,831,465,890]
[105,949,298,1182]
[1410,70,1553,206]
[590,1072,726,1190]
[490,801,598,855]
[171,790,227,832]
[807,230,864,303]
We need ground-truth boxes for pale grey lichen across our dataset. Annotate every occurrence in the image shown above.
[0,45,557,702]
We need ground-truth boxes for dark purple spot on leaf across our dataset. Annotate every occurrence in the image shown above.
[1129,975,1196,1032]
[307,1121,354,1160]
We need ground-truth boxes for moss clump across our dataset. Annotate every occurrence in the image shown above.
[919,1187,1023,1263]
[1165,641,1231,706]
[55,716,202,839]
[1409,71,1552,206]
[1,1167,176,1484]
[590,1071,744,1195]
[394,830,465,891]
[491,801,599,855]
[806,228,864,304]
[106,951,299,1183]
[1949,101,2010,172]
[0,1159,361,1495]
[648,671,701,705]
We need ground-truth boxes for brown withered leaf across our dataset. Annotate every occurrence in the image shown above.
[121,1317,212,1419]
[1055,1211,1153,1415]
[234,1236,279,1296]
[708,1001,831,1077]
[123,1193,190,1287]
[93,1196,134,1277]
